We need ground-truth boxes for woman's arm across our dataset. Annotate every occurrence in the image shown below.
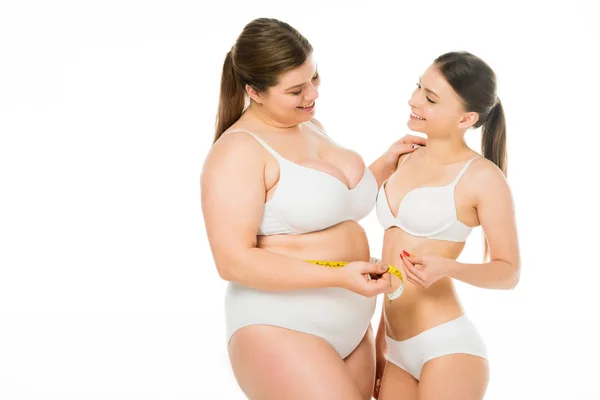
[401,160,520,290]
[201,133,340,291]
[369,135,426,187]
[446,161,521,289]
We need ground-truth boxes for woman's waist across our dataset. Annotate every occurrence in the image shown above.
[257,220,370,262]
[384,279,464,339]
[380,234,464,314]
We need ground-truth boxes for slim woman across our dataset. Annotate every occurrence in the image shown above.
[374,51,520,400]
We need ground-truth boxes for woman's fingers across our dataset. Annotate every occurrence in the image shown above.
[401,256,426,286]
[404,268,424,286]
[399,134,427,146]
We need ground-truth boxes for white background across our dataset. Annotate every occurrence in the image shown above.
[1,1,599,399]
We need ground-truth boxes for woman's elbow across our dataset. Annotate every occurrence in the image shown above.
[215,259,241,282]
[216,263,235,281]
[214,251,248,282]
[505,262,521,289]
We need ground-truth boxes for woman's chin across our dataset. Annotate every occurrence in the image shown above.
[407,119,426,133]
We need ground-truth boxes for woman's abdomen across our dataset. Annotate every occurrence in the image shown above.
[257,220,371,262]
[225,220,376,358]
[381,227,466,340]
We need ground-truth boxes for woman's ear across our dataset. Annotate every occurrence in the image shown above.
[245,84,263,104]
[458,111,479,129]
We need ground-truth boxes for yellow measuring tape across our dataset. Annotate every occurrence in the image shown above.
[305,260,404,282]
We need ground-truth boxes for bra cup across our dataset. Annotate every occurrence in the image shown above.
[221,130,381,236]
[375,154,480,241]
[260,166,378,235]
[397,186,457,235]
[376,184,471,240]
[350,169,378,218]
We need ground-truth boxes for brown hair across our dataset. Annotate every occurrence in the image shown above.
[213,18,313,143]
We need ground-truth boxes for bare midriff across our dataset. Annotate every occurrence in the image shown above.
[257,220,371,267]
[382,227,467,341]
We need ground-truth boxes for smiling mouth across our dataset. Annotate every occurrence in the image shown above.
[410,111,425,120]
[298,101,315,109]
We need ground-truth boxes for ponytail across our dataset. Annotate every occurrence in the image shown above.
[213,50,245,144]
[481,98,507,260]
[481,98,507,176]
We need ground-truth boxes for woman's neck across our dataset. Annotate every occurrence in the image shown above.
[420,134,471,165]
[245,103,298,131]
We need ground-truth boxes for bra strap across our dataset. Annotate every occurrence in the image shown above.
[451,157,479,186]
[398,152,413,168]
[225,129,283,160]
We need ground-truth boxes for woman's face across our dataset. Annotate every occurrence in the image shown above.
[407,64,477,137]
[252,54,320,126]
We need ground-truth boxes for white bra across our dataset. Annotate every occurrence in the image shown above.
[376,153,479,242]
[226,130,378,236]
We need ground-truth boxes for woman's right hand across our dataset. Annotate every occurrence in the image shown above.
[339,261,391,297]
[381,134,427,171]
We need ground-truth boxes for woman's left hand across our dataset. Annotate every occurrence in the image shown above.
[382,134,427,170]
[400,250,453,288]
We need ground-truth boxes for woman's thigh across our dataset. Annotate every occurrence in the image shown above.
[229,324,364,400]
[418,354,489,400]
[343,324,376,400]
[379,361,418,400]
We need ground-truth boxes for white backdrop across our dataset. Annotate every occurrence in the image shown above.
[1,1,599,399]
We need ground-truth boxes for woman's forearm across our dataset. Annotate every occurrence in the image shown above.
[447,259,520,290]
[218,246,341,291]
[369,156,395,188]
